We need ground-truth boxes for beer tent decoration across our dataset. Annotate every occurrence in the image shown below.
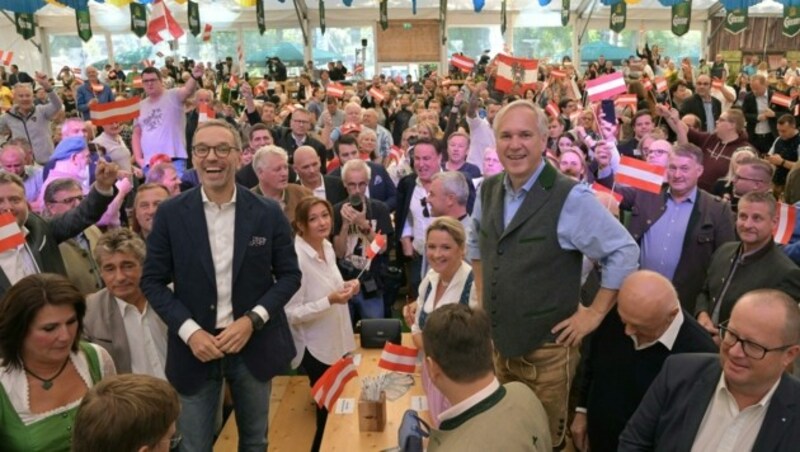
[130,2,147,37]
[76,8,92,42]
[671,0,692,36]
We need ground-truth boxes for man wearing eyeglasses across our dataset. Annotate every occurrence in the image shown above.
[619,289,800,450]
[271,107,328,177]
[132,63,205,177]
[695,191,800,342]
[728,156,773,212]
[142,119,301,452]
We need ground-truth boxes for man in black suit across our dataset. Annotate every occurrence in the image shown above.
[272,108,328,178]
[679,74,722,133]
[292,145,347,206]
[141,119,301,451]
[329,134,397,212]
[7,64,34,87]
[0,162,118,298]
[742,74,785,155]
[571,270,717,452]
[619,289,800,451]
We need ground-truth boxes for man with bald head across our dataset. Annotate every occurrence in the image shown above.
[292,145,347,205]
[572,270,716,452]
[620,289,800,450]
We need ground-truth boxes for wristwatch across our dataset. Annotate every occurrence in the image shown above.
[245,310,265,331]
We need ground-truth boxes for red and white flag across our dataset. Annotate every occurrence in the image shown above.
[0,213,25,254]
[641,76,653,91]
[132,76,143,89]
[615,93,638,112]
[550,69,567,79]
[450,54,475,73]
[147,0,185,45]
[377,342,418,374]
[388,145,404,163]
[198,103,215,123]
[202,23,212,42]
[585,72,627,102]
[311,356,358,410]
[369,86,385,102]
[545,101,560,118]
[326,82,346,99]
[712,78,724,90]
[774,203,797,245]
[365,233,386,260]
[89,97,141,126]
[494,54,538,94]
[591,182,623,205]
[654,76,668,93]
[616,156,666,194]
[0,51,13,66]
[771,92,793,109]
[227,74,238,89]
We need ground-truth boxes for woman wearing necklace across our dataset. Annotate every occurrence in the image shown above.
[657,105,752,192]
[410,217,476,427]
[0,274,116,452]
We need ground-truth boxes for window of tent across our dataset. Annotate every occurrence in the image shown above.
[243,28,305,78]
[447,26,504,62]
[48,34,108,79]
[579,30,702,68]
[513,27,573,63]
[312,26,376,80]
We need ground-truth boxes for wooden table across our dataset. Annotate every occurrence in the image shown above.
[320,333,429,451]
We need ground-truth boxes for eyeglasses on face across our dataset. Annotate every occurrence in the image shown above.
[192,144,238,158]
[718,322,794,360]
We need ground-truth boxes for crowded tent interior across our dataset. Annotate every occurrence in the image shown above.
[0,0,800,451]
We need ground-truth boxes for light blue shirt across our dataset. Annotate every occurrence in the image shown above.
[467,164,640,290]
[640,188,697,281]
[703,99,715,133]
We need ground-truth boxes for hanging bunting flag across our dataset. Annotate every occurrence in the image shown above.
[784,5,800,38]
[319,0,326,35]
[440,0,448,45]
[610,2,627,33]
[473,0,485,12]
[494,54,538,94]
[202,23,212,42]
[256,0,266,35]
[147,0,185,45]
[412,0,417,15]
[343,0,353,5]
[15,13,36,41]
[380,0,388,31]
[724,6,748,35]
[501,0,507,35]
[130,3,147,38]
[561,0,570,26]
[671,0,691,36]
[0,52,14,66]
[76,9,92,42]
[188,1,200,37]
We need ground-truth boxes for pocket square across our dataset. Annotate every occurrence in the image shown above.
[374,175,383,185]
[249,236,267,247]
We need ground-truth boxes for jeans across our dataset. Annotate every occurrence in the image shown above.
[177,354,271,452]
[349,292,385,325]
[494,343,579,450]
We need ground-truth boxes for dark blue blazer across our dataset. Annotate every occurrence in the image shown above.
[141,185,301,395]
[330,161,397,212]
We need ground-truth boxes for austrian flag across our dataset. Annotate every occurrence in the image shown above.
[378,342,418,374]
[771,93,792,109]
[450,54,475,73]
[326,82,346,98]
[545,101,560,118]
[616,156,666,194]
[774,203,797,245]
[365,233,386,260]
[89,97,141,127]
[0,213,25,254]
[494,54,538,94]
[585,72,627,102]
[311,356,358,410]
[368,86,385,102]
[147,0,185,45]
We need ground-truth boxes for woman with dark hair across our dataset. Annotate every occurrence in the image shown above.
[285,196,358,452]
[0,273,116,451]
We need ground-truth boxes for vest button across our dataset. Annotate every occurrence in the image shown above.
[210,305,215,310]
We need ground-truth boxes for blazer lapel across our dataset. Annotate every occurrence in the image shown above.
[753,374,797,450]
[231,188,255,285]
[181,190,216,284]
[677,365,721,450]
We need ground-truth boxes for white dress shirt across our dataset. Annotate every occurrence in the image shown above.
[692,374,780,452]
[284,236,355,368]
[402,180,432,256]
[115,297,167,379]
[411,262,477,335]
[438,378,500,422]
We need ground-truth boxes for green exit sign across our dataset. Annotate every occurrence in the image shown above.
[403,23,412,29]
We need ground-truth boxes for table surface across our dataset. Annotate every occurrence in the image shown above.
[320,333,430,452]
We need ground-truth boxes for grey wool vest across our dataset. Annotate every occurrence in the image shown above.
[478,163,582,357]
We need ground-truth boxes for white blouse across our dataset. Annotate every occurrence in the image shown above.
[0,343,116,425]
[412,261,477,335]
[284,236,356,369]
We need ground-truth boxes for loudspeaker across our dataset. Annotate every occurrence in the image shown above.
[361,39,368,48]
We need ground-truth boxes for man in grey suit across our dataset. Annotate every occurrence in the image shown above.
[84,228,166,377]
[619,289,800,451]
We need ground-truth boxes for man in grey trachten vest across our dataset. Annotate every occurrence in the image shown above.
[467,100,639,449]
